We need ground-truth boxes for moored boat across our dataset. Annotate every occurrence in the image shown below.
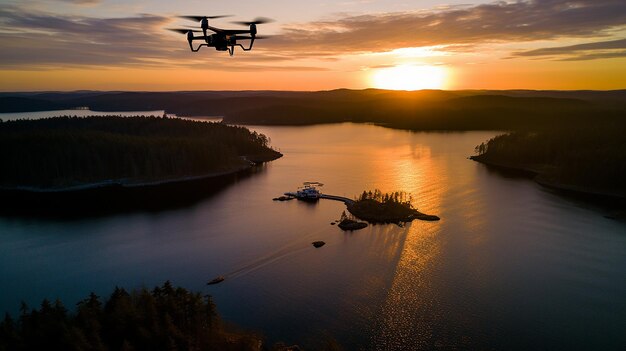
[285,182,323,201]
[207,276,225,285]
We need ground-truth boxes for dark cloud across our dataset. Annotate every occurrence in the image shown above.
[559,50,626,60]
[516,39,626,56]
[514,38,626,55]
[512,38,626,60]
[265,0,626,54]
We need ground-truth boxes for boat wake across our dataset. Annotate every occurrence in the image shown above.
[224,228,327,280]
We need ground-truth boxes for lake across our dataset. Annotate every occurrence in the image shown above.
[1,121,625,350]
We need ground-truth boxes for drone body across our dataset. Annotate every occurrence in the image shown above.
[169,16,272,56]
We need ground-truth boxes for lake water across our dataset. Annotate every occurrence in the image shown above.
[1,121,625,350]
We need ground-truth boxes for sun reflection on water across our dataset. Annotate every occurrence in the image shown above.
[366,138,450,348]
[370,223,442,349]
[371,143,445,216]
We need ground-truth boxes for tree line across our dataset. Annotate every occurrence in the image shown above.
[356,189,413,208]
[0,281,264,351]
[0,116,280,188]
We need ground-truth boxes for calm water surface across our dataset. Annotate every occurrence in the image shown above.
[1,122,625,350]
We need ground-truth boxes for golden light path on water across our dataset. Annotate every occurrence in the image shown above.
[364,133,497,349]
[365,139,447,348]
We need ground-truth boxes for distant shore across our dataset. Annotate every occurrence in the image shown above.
[470,155,626,202]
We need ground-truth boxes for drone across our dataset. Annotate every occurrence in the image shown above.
[168,15,272,56]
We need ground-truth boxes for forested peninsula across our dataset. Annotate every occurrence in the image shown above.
[471,122,626,200]
[0,116,281,190]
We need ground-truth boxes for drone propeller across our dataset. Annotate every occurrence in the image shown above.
[231,17,275,26]
[167,28,202,34]
[180,15,233,22]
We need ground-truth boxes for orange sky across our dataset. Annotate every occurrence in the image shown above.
[1,0,625,91]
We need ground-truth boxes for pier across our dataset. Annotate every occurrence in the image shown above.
[284,192,354,205]
[320,194,354,205]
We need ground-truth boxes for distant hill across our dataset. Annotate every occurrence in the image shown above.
[0,96,65,113]
[2,89,625,130]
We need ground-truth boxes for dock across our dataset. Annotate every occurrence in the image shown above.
[320,194,354,205]
[284,192,354,205]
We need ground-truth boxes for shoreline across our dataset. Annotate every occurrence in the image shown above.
[0,153,282,194]
[470,155,626,202]
[0,153,282,216]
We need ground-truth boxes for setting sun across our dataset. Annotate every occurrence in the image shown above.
[371,65,447,90]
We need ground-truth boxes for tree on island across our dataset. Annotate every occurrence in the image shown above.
[349,189,438,223]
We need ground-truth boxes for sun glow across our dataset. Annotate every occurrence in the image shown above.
[371,65,447,90]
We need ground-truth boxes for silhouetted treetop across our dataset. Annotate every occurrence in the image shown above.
[0,282,262,351]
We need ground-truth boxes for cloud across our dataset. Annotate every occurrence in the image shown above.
[1,0,625,70]
[52,0,100,4]
[0,4,302,70]
[264,0,626,54]
[559,50,626,60]
[512,38,626,60]
[0,7,180,68]
[516,38,626,56]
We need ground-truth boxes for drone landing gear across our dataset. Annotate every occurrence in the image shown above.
[229,38,256,56]
[190,43,209,52]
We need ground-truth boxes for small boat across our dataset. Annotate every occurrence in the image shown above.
[312,241,326,248]
[207,276,225,285]
[273,195,294,201]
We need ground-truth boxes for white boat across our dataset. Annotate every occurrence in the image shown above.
[286,181,323,201]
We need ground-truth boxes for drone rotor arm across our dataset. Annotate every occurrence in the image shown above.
[206,25,225,33]
[232,35,269,40]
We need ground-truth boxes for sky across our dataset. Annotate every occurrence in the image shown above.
[0,0,625,91]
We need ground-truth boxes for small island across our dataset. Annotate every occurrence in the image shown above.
[336,211,369,230]
[347,190,440,224]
